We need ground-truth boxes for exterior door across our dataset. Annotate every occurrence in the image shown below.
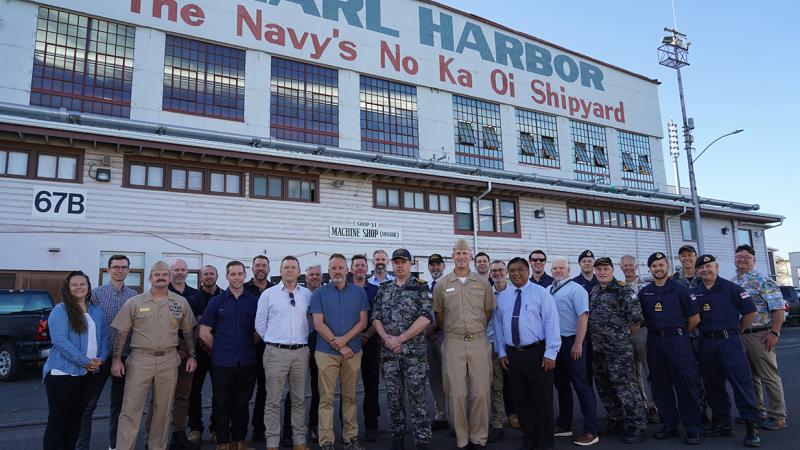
[0,270,71,303]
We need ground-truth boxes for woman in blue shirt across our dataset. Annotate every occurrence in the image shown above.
[42,271,109,450]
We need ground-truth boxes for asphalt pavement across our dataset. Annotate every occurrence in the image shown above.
[2,327,799,450]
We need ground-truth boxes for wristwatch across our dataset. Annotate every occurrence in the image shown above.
[189,351,197,358]
[769,330,780,337]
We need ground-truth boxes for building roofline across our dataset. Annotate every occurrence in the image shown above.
[418,0,661,85]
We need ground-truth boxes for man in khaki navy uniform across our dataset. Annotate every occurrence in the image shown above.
[111,261,198,450]
[433,239,495,450]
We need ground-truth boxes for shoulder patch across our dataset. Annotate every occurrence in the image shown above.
[617,280,627,286]
[740,291,750,299]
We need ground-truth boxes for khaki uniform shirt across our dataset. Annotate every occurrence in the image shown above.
[433,271,495,336]
[111,290,197,350]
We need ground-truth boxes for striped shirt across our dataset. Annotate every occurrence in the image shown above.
[91,283,138,354]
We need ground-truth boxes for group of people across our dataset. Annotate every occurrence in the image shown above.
[41,240,787,450]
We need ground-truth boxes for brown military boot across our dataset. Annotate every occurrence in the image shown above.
[234,442,255,450]
[293,445,309,450]
[216,444,231,450]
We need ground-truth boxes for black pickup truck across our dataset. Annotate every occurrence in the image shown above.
[0,290,54,381]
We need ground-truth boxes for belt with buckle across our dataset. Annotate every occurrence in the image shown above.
[649,327,686,337]
[135,348,175,356]
[742,326,770,335]
[266,342,308,350]
[506,341,543,352]
[701,328,740,339]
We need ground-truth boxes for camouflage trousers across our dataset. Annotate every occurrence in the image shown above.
[381,349,432,444]
[592,343,647,430]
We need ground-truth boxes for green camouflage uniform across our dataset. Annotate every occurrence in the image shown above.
[371,278,434,443]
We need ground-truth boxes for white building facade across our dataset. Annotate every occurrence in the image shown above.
[0,0,782,295]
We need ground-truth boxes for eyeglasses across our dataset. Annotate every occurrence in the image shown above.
[110,265,130,270]
[289,292,296,307]
[529,258,546,263]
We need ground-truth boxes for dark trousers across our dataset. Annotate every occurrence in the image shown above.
[361,334,381,430]
[507,343,554,449]
[284,334,320,437]
[648,334,702,433]
[698,333,761,422]
[77,357,126,450]
[189,349,213,433]
[44,372,103,450]
[252,341,267,435]
[554,336,598,434]
[212,364,257,444]
[502,370,516,417]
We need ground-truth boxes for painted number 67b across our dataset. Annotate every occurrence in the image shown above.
[35,190,85,214]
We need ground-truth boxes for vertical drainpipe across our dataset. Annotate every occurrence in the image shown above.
[665,207,687,268]
[473,182,493,254]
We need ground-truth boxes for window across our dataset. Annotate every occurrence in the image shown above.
[252,174,284,199]
[681,219,697,241]
[455,197,519,236]
[478,199,495,232]
[428,193,451,213]
[210,171,241,195]
[0,150,29,178]
[125,159,244,197]
[162,35,245,121]
[271,57,338,146]
[36,154,78,180]
[516,109,559,167]
[455,196,473,230]
[31,7,135,117]
[568,204,664,232]
[570,120,609,183]
[453,95,503,169]
[287,178,315,202]
[736,228,753,247]
[618,130,655,189]
[374,186,450,213]
[360,76,419,157]
[0,147,83,182]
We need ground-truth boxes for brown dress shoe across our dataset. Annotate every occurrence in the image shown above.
[234,442,255,450]
[293,445,310,450]
[216,444,231,450]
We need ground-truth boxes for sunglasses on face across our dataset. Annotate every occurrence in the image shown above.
[529,258,546,263]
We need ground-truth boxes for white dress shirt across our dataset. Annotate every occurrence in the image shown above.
[255,283,311,345]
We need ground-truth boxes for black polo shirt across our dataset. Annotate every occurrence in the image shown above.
[244,278,274,298]
[531,272,554,288]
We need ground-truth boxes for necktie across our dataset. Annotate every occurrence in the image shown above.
[511,288,522,347]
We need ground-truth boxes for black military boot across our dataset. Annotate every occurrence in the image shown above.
[743,422,761,448]
[622,427,645,444]
[653,426,680,439]
[416,443,430,450]
[703,419,734,437]
[391,435,404,450]
[599,420,625,436]
[170,431,198,450]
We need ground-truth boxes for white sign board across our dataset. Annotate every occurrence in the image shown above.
[330,220,402,241]
[32,186,87,219]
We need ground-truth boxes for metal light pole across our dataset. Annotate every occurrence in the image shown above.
[693,129,744,163]
[659,28,705,253]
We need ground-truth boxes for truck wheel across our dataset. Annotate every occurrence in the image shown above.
[0,343,21,381]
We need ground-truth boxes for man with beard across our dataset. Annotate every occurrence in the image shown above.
[424,254,449,431]
[311,254,370,450]
[245,255,274,443]
[528,250,553,288]
[189,265,222,444]
[351,255,381,441]
[638,252,702,445]
[432,239,494,450]
[369,250,395,286]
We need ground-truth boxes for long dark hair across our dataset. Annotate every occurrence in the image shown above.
[60,271,92,334]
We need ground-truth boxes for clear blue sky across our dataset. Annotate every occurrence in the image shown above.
[438,0,799,257]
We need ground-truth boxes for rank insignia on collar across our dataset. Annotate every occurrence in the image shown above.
[703,303,711,311]
[654,302,662,312]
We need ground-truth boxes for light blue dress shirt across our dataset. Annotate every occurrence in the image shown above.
[549,279,589,337]
[494,280,561,360]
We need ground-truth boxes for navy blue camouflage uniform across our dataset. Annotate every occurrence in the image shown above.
[691,277,761,424]
[371,278,434,444]
[639,279,703,434]
[589,279,647,432]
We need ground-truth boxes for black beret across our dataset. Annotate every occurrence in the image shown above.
[695,254,716,268]
[428,253,444,264]
[593,256,613,267]
[678,244,697,255]
[391,248,412,261]
[647,252,667,267]
[579,250,594,262]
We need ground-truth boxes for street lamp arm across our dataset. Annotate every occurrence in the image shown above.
[692,129,744,163]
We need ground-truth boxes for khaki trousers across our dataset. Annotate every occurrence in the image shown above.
[490,350,505,429]
[145,357,193,440]
[443,335,492,447]
[743,331,787,420]
[116,349,180,450]
[315,350,362,445]
[632,326,656,410]
[264,345,310,447]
